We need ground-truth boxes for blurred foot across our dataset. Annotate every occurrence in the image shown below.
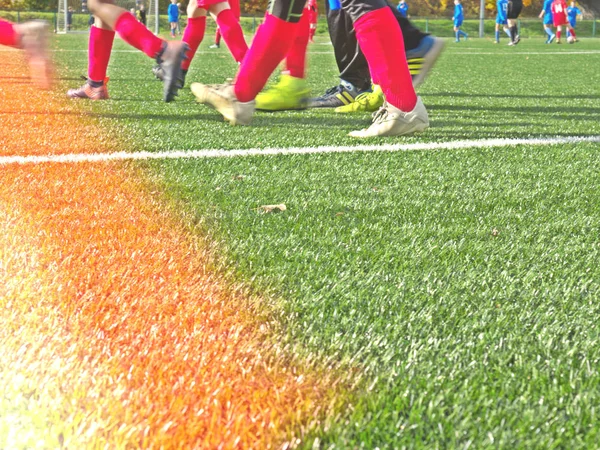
[255,74,310,111]
[191,81,255,125]
[16,20,53,89]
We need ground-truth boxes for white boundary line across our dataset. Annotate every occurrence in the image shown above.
[1,136,599,166]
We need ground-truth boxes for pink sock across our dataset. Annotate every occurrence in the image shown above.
[215,28,221,45]
[114,12,163,58]
[0,19,18,47]
[234,14,298,102]
[354,7,417,112]
[88,26,115,82]
[570,29,576,38]
[215,8,247,63]
[557,30,562,40]
[285,7,311,79]
[181,16,206,71]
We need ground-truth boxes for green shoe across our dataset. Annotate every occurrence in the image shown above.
[334,85,383,113]
[255,74,310,111]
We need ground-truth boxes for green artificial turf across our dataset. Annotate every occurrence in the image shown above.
[54,35,600,447]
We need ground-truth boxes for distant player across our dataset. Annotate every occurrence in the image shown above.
[507,0,523,45]
[397,0,408,18]
[308,0,318,42]
[539,0,556,44]
[495,0,511,44]
[551,0,568,43]
[168,0,179,37]
[67,0,187,102]
[453,0,468,42]
[0,19,52,89]
[138,4,147,26]
[566,1,582,41]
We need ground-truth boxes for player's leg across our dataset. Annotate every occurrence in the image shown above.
[68,16,114,99]
[313,0,443,109]
[389,3,444,90]
[191,0,306,125]
[255,5,312,111]
[207,0,248,63]
[309,0,371,108]
[556,24,562,43]
[84,0,187,101]
[181,2,207,79]
[345,1,428,137]
[210,28,222,48]
[152,2,206,88]
[0,18,52,88]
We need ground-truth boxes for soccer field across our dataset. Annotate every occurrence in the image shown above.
[2,34,600,448]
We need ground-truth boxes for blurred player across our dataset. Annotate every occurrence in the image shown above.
[539,0,556,43]
[566,1,582,41]
[67,0,187,102]
[551,0,568,43]
[494,0,511,44]
[154,0,247,88]
[453,0,468,42]
[191,0,430,137]
[397,0,408,18]
[0,19,52,89]
[507,0,523,45]
[168,0,179,37]
[308,0,318,42]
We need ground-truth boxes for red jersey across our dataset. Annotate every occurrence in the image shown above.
[551,0,568,26]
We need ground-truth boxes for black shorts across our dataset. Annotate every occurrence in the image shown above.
[508,0,523,19]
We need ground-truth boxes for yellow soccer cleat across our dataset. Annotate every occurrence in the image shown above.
[335,85,384,113]
[255,74,310,111]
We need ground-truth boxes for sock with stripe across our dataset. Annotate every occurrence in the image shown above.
[88,26,115,83]
[215,8,247,63]
[181,16,206,71]
[114,11,163,58]
[234,14,298,102]
[354,7,417,112]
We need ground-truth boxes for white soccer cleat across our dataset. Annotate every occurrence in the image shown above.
[348,97,429,138]
[15,20,53,89]
[191,81,255,126]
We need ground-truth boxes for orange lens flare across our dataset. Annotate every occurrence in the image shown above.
[0,53,338,448]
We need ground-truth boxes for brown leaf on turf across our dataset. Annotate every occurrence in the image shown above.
[259,204,286,213]
[492,228,499,237]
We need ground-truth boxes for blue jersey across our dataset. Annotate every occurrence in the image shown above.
[496,0,508,23]
[397,2,409,17]
[542,0,553,24]
[454,4,464,20]
[168,3,179,22]
[567,6,581,25]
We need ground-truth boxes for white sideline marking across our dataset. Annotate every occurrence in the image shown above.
[1,136,599,166]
